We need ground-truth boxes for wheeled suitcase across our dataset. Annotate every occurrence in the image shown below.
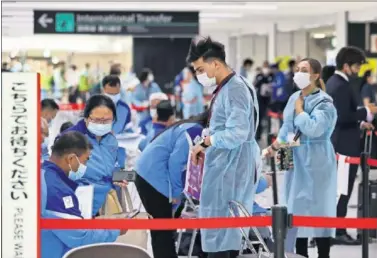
[357,179,377,238]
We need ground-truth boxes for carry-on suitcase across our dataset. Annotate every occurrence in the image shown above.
[357,179,377,238]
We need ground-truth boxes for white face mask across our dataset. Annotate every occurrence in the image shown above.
[293,72,311,90]
[197,72,216,88]
[68,155,87,181]
[148,74,154,82]
[104,93,121,104]
[87,122,112,136]
[262,68,269,75]
[150,108,157,118]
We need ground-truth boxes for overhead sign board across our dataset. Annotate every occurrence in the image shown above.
[33,10,199,36]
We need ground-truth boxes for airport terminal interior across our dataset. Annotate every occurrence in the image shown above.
[2,1,377,258]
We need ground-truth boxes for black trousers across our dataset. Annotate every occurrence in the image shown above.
[207,250,239,258]
[336,163,359,235]
[296,237,331,258]
[135,175,177,258]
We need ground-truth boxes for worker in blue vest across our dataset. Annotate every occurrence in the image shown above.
[41,131,127,258]
[102,74,132,134]
[138,100,176,151]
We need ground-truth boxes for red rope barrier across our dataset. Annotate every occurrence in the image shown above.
[267,110,283,119]
[40,216,377,230]
[58,103,85,111]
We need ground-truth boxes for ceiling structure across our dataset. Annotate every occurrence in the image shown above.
[2,1,377,37]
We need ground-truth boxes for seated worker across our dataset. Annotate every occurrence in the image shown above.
[138,100,175,151]
[249,175,273,250]
[59,95,127,216]
[60,121,74,133]
[41,131,127,258]
[135,111,209,258]
[41,117,50,162]
[139,92,169,135]
[41,98,60,126]
[102,74,132,134]
[131,68,161,130]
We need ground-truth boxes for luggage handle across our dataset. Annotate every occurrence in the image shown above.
[364,130,373,154]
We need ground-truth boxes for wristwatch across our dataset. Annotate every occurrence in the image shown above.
[199,138,210,148]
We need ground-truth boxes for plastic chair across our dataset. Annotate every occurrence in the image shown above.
[62,243,151,258]
[176,191,200,258]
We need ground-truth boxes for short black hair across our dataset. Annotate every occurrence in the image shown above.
[321,65,336,83]
[243,59,254,67]
[83,94,116,121]
[288,59,296,68]
[41,99,59,111]
[70,65,77,70]
[52,131,92,157]
[138,68,152,83]
[186,37,226,63]
[102,75,121,88]
[156,100,174,122]
[60,121,74,133]
[85,63,90,68]
[109,64,121,76]
[335,46,366,70]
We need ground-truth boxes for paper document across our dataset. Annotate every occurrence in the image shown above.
[75,185,94,219]
[337,154,349,199]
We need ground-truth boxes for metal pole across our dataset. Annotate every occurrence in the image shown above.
[360,151,370,258]
[272,205,288,258]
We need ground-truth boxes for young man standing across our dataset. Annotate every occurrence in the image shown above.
[327,46,377,245]
[188,37,259,258]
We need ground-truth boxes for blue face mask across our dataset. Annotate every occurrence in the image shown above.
[87,122,112,136]
[68,155,87,181]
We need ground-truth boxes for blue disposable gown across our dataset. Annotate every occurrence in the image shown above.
[182,79,204,119]
[131,82,161,122]
[41,161,119,258]
[200,74,260,252]
[277,90,338,238]
[61,120,119,216]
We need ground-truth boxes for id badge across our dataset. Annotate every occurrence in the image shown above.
[287,132,300,146]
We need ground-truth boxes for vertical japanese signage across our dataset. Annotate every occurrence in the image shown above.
[1,73,39,258]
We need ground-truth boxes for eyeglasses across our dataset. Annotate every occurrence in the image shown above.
[88,116,113,124]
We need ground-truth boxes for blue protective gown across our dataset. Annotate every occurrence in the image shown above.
[200,74,260,252]
[112,100,132,135]
[182,79,204,119]
[138,123,166,152]
[61,120,118,216]
[131,82,161,122]
[277,90,337,238]
[136,123,203,201]
[41,161,119,258]
[253,176,269,215]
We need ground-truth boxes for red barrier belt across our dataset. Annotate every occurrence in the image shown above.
[40,216,377,230]
[336,154,377,166]
[131,104,148,112]
[267,110,283,119]
[58,103,85,111]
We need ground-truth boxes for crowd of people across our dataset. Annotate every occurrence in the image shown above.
[36,36,377,258]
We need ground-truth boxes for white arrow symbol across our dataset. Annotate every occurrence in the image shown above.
[38,13,53,28]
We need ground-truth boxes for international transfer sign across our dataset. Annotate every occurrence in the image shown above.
[33,10,199,36]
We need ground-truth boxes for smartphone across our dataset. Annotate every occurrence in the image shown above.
[112,169,137,182]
